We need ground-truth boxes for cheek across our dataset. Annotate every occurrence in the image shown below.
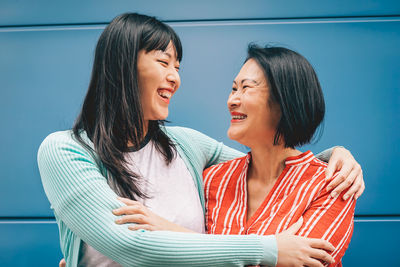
[139,71,158,96]
[138,62,160,87]
[175,74,181,89]
[139,82,156,112]
[138,73,150,98]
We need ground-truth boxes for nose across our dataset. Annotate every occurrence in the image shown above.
[227,91,240,109]
[166,69,181,90]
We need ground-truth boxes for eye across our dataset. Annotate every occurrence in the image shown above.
[175,66,180,72]
[231,87,238,92]
[157,60,168,66]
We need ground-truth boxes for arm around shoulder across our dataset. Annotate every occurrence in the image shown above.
[166,126,244,167]
[37,131,277,267]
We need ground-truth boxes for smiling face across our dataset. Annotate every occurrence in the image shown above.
[227,59,281,148]
[137,42,181,122]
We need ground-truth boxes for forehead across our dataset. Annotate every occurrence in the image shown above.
[153,42,178,60]
[234,59,265,83]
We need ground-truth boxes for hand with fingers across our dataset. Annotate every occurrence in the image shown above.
[276,218,335,267]
[113,197,194,233]
[325,147,365,200]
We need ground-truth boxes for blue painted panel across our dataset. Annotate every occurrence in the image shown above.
[0,0,400,26]
[0,219,397,266]
[0,18,399,216]
[0,221,62,267]
[342,219,400,266]
[0,26,102,216]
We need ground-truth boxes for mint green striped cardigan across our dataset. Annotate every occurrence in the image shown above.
[38,126,278,267]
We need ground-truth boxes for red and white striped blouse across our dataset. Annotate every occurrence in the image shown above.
[203,151,355,266]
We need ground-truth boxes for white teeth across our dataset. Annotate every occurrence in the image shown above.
[158,90,172,99]
[232,115,247,120]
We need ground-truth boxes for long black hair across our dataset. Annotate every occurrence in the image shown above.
[73,13,182,199]
[246,44,325,148]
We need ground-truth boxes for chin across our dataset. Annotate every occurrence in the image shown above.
[227,129,240,141]
[151,109,169,120]
[158,112,169,120]
[162,110,169,119]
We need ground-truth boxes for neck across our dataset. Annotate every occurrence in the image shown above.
[142,120,149,137]
[248,143,300,185]
[127,120,149,148]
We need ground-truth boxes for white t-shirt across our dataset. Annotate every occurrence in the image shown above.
[78,139,205,267]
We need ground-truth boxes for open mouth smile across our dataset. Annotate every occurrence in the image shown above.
[230,111,247,122]
[157,88,173,103]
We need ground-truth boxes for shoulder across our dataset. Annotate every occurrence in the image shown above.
[309,156,331,179]
[37,130,95,164]
[38,130,75,153]
[39,130,89,150]
[301,155,342,194]
[163,125,218,151]
[164,126,209,139]
[307,156,329,182]
[203,155,247,177]
[41,130,74,143]
[311,156,329,168]
[287,152,331,187]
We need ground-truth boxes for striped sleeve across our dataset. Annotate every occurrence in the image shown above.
[297,173,356,266]
[37,131,277,267]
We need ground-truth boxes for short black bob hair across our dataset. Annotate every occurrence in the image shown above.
[246,44,325,148]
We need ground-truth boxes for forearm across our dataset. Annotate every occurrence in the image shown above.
[112,231,276,267]
[38,132,277,266]
[60,191,277,266]
[60,196,277,267]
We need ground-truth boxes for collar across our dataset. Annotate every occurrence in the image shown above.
[245,150,315,167]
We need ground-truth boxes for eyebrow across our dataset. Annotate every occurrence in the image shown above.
[163,52,172,59]
[233,79,259,85]
[158,51,180,64]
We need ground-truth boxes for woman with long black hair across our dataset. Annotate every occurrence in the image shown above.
[38,13,363,267]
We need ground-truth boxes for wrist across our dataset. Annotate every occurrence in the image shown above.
[260,235,278,267]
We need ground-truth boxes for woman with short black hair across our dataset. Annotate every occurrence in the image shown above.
[205,45,356,266]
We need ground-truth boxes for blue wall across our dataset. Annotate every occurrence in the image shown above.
[1,1,399,266]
